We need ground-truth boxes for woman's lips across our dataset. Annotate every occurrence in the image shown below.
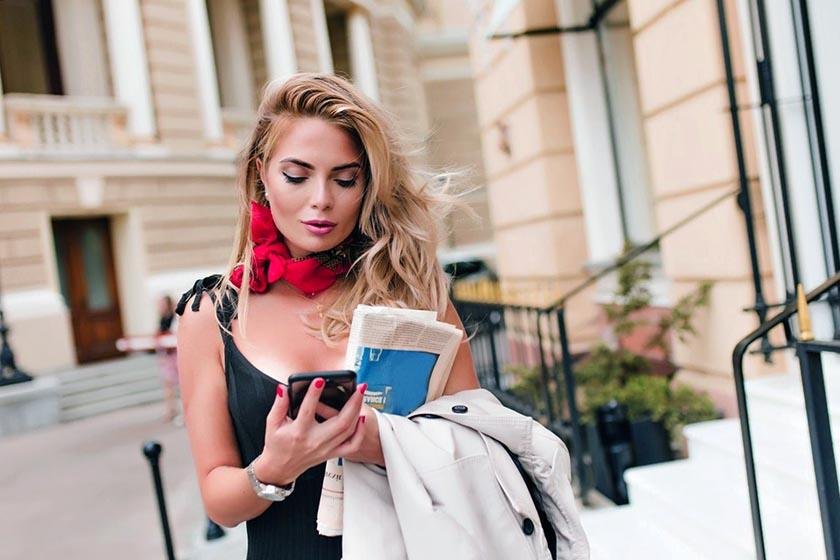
[302,221,336,236]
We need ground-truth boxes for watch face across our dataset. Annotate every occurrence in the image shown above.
[247,460,293,501]
[259,482,292,501]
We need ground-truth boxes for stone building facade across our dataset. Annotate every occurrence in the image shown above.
[0,0,490,373]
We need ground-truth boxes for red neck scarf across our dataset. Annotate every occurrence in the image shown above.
[230,202,354,297]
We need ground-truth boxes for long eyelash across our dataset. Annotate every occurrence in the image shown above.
[282,172,306,184]
[336,178,357,188]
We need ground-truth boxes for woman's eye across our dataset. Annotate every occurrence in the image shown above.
[282,172,306,184]
[336,177,357,188]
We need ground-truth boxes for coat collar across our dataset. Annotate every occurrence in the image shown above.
[409,389,534,456]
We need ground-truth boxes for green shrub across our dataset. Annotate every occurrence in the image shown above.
[507,251,719,446]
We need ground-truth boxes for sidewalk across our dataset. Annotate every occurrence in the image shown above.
[0,401,245,559]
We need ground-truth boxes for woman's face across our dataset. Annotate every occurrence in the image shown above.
[258,117,365,258]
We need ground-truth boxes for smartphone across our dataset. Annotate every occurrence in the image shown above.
[287,370,357,420]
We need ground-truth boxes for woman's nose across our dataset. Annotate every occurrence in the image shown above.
[310,179,334,210]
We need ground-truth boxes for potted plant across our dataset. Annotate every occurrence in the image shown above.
[502,251,718,503]
[572,253,718,502]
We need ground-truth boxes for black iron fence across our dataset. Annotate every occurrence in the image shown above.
[732,273,840,560]
[454,187,741,505]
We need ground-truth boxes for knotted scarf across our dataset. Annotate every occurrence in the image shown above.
[230,202,355,297]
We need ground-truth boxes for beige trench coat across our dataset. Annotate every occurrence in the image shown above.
[342,389,590,560]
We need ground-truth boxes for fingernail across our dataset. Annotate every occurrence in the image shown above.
[357,383,368,394]
[314,378,325,389]
[276,385,284,398]
[359,416,366,424]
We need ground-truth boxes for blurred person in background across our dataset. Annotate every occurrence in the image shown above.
[157,294,182,425]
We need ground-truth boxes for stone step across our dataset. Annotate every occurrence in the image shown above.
[55,354,158,384]
[683,418,823,541]
[684,417,824,490]
[60,375,163,409]
[746,372,840,436]
[625,458,825,560]
[59,365,160,397]
[581,506,709,560]
[60,387,165,422]
[56,354,166,422]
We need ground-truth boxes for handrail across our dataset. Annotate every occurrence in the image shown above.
[734,272,840,356]
[455,186,742,504]
[546,187,739,310]
[732,271,840,560]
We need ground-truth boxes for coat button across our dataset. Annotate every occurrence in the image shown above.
[522,518,535,535]
[451,405,468,414]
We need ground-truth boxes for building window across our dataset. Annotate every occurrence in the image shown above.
[0,0,112,98]
[597,1,656,246]
[324,0,352,80]
[557,0,664,304]
[0,0,63,95]
[560,0,656,261]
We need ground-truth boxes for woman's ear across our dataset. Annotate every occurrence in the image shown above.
[255,158,267,187]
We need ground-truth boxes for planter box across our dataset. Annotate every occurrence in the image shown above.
[585,417,673,504]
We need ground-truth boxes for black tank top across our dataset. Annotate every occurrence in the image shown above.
[176,275,342,560]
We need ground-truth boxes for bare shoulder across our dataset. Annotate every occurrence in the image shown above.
[441,299,466,331]
[176,280,228,378]
[177,291,221,351]
[442,298,480,394]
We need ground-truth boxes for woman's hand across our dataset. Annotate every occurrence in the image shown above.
[341,405,384,466]
[253,378,367,486]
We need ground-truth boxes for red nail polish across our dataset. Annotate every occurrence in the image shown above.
[359,416,366,424]
[358,383,368,394]
[314,378,325,389]
[276,385,284,398]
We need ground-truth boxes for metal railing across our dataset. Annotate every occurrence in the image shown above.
[454,187,741,503]
[732,272,840,560]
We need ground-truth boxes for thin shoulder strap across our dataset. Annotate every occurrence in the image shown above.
[175,274,239,334]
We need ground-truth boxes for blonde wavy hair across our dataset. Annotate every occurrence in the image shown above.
[216,72,457,344]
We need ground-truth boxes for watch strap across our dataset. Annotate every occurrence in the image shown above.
[246,458,295,501]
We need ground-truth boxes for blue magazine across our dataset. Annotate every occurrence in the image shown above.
[354,346,440,416]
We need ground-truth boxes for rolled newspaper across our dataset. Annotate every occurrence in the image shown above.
[316,305,463,536]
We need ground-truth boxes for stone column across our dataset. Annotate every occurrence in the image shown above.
[101,0,157,142]
[259,0,298,82]
[310,0,334,73]
[186,0,224,145]
[347,8,379,101]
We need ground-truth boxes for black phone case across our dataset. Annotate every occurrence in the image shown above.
[287,370,357,420]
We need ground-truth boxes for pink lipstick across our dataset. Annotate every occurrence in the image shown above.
[302,219,336,236]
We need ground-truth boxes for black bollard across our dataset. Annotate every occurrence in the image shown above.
[596,400,634,504]
[205,517,226,541]
[143,441,177,560]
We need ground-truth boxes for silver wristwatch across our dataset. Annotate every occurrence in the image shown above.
[246,458,295,501]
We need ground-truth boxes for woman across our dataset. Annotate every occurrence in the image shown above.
[175,73,479,559]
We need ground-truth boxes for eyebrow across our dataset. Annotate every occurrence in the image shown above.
[279,158,361,172]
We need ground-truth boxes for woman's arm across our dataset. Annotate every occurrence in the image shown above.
[177,292,272,527]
